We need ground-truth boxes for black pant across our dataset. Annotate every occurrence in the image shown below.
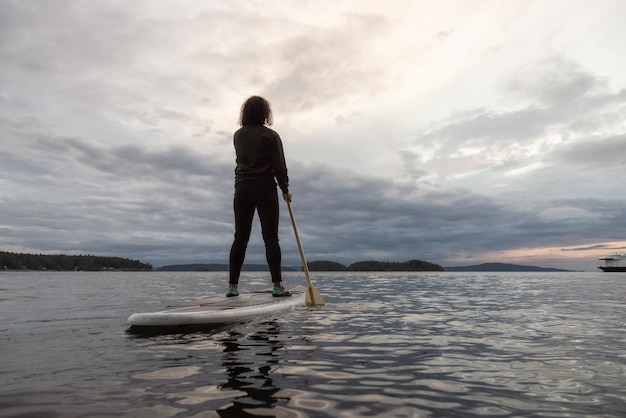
[229,181,282,285]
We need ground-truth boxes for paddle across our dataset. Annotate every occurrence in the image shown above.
[286,200,326,306]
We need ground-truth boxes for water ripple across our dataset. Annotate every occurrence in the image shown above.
[1,271,625,417]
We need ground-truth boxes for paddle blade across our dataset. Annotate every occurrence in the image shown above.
[305,284,326,306]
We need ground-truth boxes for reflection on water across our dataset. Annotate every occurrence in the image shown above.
[124,319,307,417]
[218,325,286,417]
[1,271,625,417]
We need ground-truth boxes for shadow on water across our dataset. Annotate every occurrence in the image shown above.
[126,323,228,337]
[217,324,287,417]
[124,318,293,417]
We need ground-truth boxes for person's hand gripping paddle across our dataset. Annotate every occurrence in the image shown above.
[286,200,326,306]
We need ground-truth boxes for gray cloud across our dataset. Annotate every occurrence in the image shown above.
[558,134,626,168]
[262,13,400,113]
[282,160,625,269]
[504,58,607,107]
[2,123,624,269]
[1,2,625,272]
[408,57,626,189]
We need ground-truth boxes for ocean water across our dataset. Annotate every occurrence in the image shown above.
[1,271,624,417]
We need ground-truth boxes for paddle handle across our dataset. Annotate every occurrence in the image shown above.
[286,201,313,289]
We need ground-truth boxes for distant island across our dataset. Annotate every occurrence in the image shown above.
[157,263,299,272]
[0,250,573,273]
[443,263,573,272]
[0,251,152,271]
[156,260,575,272]
[308,259,444,271]
[157,259,444,272]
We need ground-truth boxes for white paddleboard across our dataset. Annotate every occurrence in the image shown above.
[127,285,306,327]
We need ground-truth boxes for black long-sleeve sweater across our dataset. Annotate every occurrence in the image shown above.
[233,125,289,194]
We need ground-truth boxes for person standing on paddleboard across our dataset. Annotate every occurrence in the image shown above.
[227,96,292,298]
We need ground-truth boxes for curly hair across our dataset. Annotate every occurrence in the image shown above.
[239,96,273,126]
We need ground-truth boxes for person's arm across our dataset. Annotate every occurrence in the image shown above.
[271,133,290,196]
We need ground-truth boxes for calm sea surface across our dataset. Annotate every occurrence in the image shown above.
[1,271,624,417]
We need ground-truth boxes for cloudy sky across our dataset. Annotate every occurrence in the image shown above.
[1,0,625,272]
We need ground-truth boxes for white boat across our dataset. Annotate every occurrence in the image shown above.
[598,254,626,272]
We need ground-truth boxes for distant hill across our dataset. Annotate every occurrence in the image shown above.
[0,251,152,271]
[345,259,443,271]
[158,259,444,272]
[443,263,573,272]
[307,259,443,271]
[156,264,298,272]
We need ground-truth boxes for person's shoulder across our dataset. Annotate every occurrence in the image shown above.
[259,125,279,135]
[236,125,280,140]
[236,125,276,132]
[254,125,280,141]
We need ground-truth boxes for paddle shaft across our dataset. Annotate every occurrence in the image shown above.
[286,201,315,299]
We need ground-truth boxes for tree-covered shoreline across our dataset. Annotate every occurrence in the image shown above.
[156,259,444,272]
[0,251,152,271]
